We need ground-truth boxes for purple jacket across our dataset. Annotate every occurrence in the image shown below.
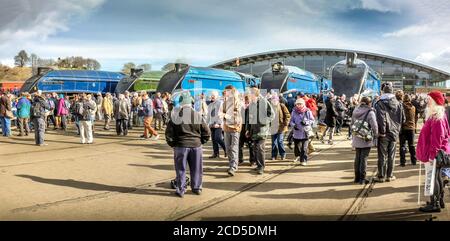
[289,108,314,140]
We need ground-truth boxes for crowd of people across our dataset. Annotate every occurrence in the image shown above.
[0,83,449,212]
[0,90,172,145]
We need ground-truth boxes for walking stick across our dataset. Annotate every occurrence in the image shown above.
[418,162,422,205]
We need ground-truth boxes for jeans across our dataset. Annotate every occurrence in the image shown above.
[224,132,240,171]
[32,118,45,145]
[211,127,226,156]
[271,133,286,159]
[174,147,203,195]
[399,129,416,165]
[354,147,371,181]
[377,137,397,178]
[1,116,11,136]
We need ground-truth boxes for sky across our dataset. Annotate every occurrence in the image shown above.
[0,0,450,72]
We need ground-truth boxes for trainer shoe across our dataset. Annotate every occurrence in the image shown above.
[293,157,300,163]
[419,204,441,213]
[373,177,385,183]
[227,168,235,176]
[192,189,202,195]
[257,168,264,175]
[359,179,370,185]
[300,161,307,166]
[386,176,396,182]
[151,135,160,141]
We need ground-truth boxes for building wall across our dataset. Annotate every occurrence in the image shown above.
[225,54,448,93]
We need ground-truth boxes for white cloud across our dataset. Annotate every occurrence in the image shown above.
[415,49,450,73]
[0,0,105,44]
[358,0,403,13]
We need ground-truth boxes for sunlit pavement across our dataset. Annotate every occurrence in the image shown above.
[0,124,448,221]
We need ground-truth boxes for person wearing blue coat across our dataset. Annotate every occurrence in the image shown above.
[16,93,31,136]
[289,98,314,166]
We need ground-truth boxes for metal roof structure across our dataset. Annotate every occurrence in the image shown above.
[210,48,450,81]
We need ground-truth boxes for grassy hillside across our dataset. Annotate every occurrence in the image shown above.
[0,66,32,82]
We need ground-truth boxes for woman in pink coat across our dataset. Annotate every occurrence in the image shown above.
[416,90,450,212]
[57,94,69,131]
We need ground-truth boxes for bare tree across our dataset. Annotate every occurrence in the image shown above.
[14,50,30,67]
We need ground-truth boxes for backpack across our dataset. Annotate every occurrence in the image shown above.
[351,110,374,142]
[48,99,55,110]
[75,102,85,116]
[31,100,43,118]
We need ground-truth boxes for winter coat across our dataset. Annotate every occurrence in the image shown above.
[325,98,338,127]
[102,97,114,115]
[31,95,50,119]
[165,105,211,148]
[141,98,154,117]
[16,97,31,118]
[306,97,318,117]
[207,99,223,128]
[417,115,450,162]
[270,103,290,134]
[351,104,378,148]
[114,99,131,120]
[248,97,273,140]
[335,99,347,119]
[374,94,405,141]
[287,97,296,113]
[222,95,243,133]
[0,95,12,117]
[289,108,314,140]
[401,101,415,130]
[57,98,69,116]
[77,100,96,121]
[153,97,163,113]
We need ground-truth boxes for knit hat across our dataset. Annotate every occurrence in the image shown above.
[382,82,393,94]
[428,90,445,106]
[295,98,305,105]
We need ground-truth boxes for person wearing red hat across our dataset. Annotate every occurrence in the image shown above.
[417,90,450,212]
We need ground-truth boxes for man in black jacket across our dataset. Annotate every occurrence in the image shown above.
[31,91,50,146]
[165,92,210,197]
[374,82,405,182]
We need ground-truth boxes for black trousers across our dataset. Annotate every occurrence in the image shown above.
[294,138,309,162]
[354,147,371,181]
[399,129,416,165]
[252,139,266,169]
[47,114,56,128]
[211,128,226,156]
[116,119,128,136]
[239,138,255,164]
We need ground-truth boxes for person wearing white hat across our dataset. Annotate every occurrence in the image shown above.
[289,98,314,165]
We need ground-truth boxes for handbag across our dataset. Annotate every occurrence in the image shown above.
[5,109,14,119]
[351,110,373,142]
[302,112,314,138]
